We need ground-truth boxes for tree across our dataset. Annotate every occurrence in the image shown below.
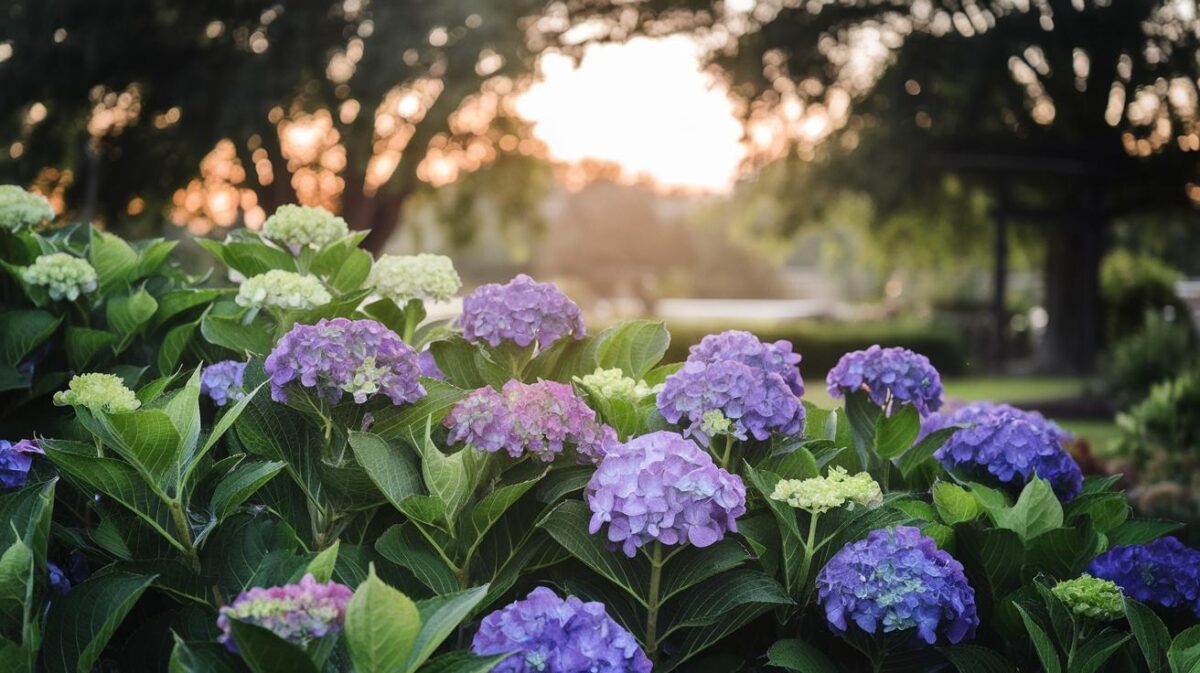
[0,0,545,249]
[545,0,1200,371]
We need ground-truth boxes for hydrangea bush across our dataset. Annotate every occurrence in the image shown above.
[3,198,1197,673]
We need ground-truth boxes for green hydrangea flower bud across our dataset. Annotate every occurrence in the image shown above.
[236,270,331,310]
[1051,575,1124,620]
[0,185,53,231]
[368,253,461,303]
[771,466,883,514]
[21,253,98,301]
[54,373,141,413]
[261,204,348,252]
[576,367,657,401]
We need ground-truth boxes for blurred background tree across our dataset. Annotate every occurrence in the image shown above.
[0,0,547,249]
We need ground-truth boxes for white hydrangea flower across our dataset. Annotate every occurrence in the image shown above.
[576,367,657,401]
[771,467,883,514]
[261,204,349,251]
[21,253,98,301]
[0,185,53,231]
[236,270,331,310]
[54,373,141,413]
[368,253,461,304]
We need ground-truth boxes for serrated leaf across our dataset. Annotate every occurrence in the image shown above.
[538,500,648,604]
[168,636,243,673]
[875,403,920,459]
[376,525,459,595]
[1106,519,1182,547]
[101,409,183,489]
[306,540,340,583]
[106,287,158,347]
[63,327,113,370]
[0,310,60,367]
[587,320,670,379]
[349,431,422,511]
[938,645,1018,673]
[345,568,422,673]
[767,639,839,673]
[660,568,791,636]
[467,479,539,548]
[418,652,508,673]
[41,572,156,673]
[1125,599,1171,673]
[407,586,489,672]
[1169,625,1200,673]
[660,539,749,602]
[371,379,467,443]
[89,230,138,290]
[1014,603,1063,673]
[212,461,285,522]
[226,620,318,673]
[158,321,198,375]
[898,425,960,477]
[977,478,1064,543]
[200,312,274,356]
[933,482,982,524]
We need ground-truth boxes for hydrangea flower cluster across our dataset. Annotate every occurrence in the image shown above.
[688,330,805,396]
[1051,575,1124,620]
[264,318,426,405]
[236,270,331,311]
[471,587,651,673]
[0,439,42,490]
[368,253,461,304]
[445,380,617,463]
[53,373,140,413]
[21,253,98,301]
[217,574,352,651]
[921,401,1071,443]
[577,367,657,401]
[261,204,349,252]
[0,185,53,230]
[826,345,943,416]
[657,360,804,442]
[586,431,746,557]
[932,402,1083,501]
[201,360,247,406]
[459,274,585,349]
[771,466,882,514]
[1087,537,1200,617]
[816,526,978,645]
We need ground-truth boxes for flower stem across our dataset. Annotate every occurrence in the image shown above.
[645,542,665,661]
[795,512,821,607]
[720,435,734,470]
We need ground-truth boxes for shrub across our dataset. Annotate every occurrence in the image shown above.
[1100,249,1190,343]
[2,194,1198,673]
[1117,369,1200,520]
[1104,313,1196,407]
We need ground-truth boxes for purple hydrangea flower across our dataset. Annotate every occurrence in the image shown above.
[0,439,42,490]
[217,574,352,652]
[586,431,746,557]
[445,380,617,462]
[472,587,651,673]
[826,346,943,416]
[48,562,71,594]
[459,274,585,349]
[201,360,247,407]
[817,526,978,645]
[657,360,804,442]
[1087,537,1200,617]
[417,349,445,380]
[264,318,426,405]
[932,402,1083,501]
[688,330,805,396]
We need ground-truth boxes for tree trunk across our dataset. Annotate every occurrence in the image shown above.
[1039,188,1107,374]
[990,186,1010,373]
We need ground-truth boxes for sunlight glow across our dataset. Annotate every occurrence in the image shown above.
[518,36,747,193]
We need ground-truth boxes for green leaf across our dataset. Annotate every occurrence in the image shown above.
[325,247,372,293]
[466,479,540,548]
[538,500,648,604]
[226,620,318,673]
[345,568,421,673]
[1168,625,1200,673]
[933,482,982,525]
[415,422,471,524]
[41,572,156,673]
[371,379,468,442]
[158,321,198,375]
[1065,493,1129,533]
[163,368,203,456]
[938,645,1018,673]
[153,289,228,328]
[1125,599,1171,673]
[1071,630,1130,673]
[0,310,61,367]
[1107,519,1183,547]
[660,539,749,602]
[898,425,960,477]
[418,652,508,673]
[875,404,920,459]
[428,338,489,390]
[200,312,274,356]
[89,230,138,290]
[660,568,791,636]
[306,540,340,583]
[408,586,489,672]
[211,461,285,522]
[106,287,158,347]
[656,603,772,673]
[1014,603,1063,673]
[376,525,458,595]
[134,238,176,278]
[349,431,423,510]
[197,237,296,277]
[978,478,1064,543]
[168,636,243,673]
[843,390,880,472]
[0,539,32,629]
[102,409,184,488]
[64,327,113,370]
[767,639,839,673]
[587,320,670,379]
[534,466,592,504]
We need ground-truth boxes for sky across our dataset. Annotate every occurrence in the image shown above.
[517,36,747,193]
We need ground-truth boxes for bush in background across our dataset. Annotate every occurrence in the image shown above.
[1104,313,1197,407]
[1100,249,1190,344]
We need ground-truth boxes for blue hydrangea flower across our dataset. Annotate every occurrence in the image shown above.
[826,346,943,416]
[657,359,804,442]
[416,349,444,380]
[201,360,247,407]
[0,439,42,490]
[688,329,805,396]
[265,318,426,405]
[817,526,978,645]
[459,274,585,349]
[471,587,651,673]
[586,431,746,557]
[217,574,353,652]
[445,380,617,463]
[1087,537,1200,617]
[48,562,71,594]
[932,402,1083,502]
